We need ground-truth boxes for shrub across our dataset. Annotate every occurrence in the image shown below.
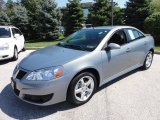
[145,12,160,45]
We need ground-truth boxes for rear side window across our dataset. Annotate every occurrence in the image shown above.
[126,29,144,42]
[12,28,22,36]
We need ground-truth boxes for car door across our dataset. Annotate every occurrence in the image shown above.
[124,28,147,67]
[12,28,24,51]
[16,28,25,50]
[101,29,132,83]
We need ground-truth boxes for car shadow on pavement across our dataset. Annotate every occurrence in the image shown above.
[0,60,10,65]
[0,84,74,119]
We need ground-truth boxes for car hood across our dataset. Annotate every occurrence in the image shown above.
[0,38,11,45]
[19,45,89,71]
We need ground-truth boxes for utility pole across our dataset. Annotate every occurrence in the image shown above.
[111,0,114,26]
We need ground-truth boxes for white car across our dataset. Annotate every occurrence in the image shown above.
[0,26,25,61]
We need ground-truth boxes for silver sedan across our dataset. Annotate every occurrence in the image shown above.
[11,26,154,106]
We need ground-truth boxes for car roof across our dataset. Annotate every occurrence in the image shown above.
[84,26,135,30]
[0,25,17,28]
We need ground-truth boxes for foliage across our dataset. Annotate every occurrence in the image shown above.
[11,4,28,37]
[125,0,151,30]
[145,12,160,44]
[150,0,160,12]
[0,11,10,25]
[0,0,5,10]
[37,0,59,40]
[87,0,111,26]
[87,0,125,26]
[56,8,62,26]
[114,6,125,25]
[61,7,68,28]
[21,0,41,39]
[5,0,17,17]
[65,0,84,35]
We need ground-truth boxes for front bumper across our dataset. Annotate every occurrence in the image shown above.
[0,49,13,60]
[11,74,72,106]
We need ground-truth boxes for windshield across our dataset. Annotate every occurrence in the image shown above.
[0,28,11,38]
[57,29,110,51]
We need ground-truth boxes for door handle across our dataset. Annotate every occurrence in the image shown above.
[126,48,131,53]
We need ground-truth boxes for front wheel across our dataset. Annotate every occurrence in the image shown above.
[142,51,153,70]
[67,72,97,106]
[12,47,18,61]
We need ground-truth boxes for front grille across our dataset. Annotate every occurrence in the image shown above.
[23,94,54,103]
[16,70,27,80]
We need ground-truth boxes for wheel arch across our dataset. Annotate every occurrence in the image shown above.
[149,48,154,54]
[66,67,100,97]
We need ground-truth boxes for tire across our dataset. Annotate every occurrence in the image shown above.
[22,47,26,52]
[12,47,18,61]
[67,72,97,106]
[22,43,26,52]
[142,51,153,70]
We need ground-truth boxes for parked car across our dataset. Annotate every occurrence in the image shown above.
[0,26,25,61]
[11,26,154,106]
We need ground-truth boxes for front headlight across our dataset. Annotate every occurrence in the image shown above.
[0,43,9,50]
[26,66,63,81]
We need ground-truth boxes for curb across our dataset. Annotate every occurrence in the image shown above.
[26,47,43,50]
[155,51,160,55]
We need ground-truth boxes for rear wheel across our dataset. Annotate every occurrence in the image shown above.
[12,47,18,61]
[67,72,97,106]
[142,51,153,70]
[22,47,26,52]
[22,43,26,52]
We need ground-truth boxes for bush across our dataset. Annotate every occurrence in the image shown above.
[145,12,160,45]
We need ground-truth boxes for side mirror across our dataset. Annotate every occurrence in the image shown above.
[14,34,20,38]
[107,43,121,50]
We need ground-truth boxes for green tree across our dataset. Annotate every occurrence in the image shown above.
[0,0,5,11]
[37,0,59,39]
[65,0,84,35]
[145,12,160,44]
[88,0,111,26]
[125,0,151,30]
[0,11,10,25]
[5,0,17,17]
[114,6,125,25]
[61,7,68,28]
[150,0,160,12]
[56,8,62,27]
[11,4,28,37]
[21,0,41,39]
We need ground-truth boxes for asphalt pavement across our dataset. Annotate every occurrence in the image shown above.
[0,50,160,120]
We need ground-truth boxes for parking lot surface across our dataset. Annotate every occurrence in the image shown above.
[0,50,160,120]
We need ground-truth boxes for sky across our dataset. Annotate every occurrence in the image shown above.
[56,0,128,8]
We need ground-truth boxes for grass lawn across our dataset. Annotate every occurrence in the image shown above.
[155,46,160,51]
[26,40,59,48]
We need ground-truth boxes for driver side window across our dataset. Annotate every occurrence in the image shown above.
[108,30,127,46]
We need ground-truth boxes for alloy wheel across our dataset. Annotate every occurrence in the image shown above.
[74,76,94,102]
[145,52,153,68]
